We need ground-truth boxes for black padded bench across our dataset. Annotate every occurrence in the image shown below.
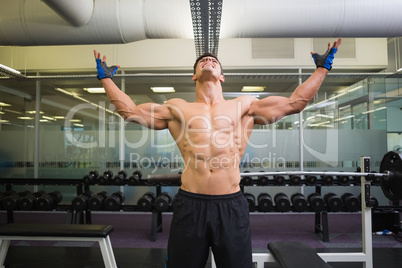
[268,241,331,268]
[0,223,117,268]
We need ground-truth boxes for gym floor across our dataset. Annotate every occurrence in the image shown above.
[1,211,401,267]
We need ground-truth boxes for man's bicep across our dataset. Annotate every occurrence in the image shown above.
[249,96,296,125]
[132,103,172,129]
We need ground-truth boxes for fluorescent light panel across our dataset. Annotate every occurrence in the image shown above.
[0,102,11,106]
[151,87,175,93]
[84,88,105,93]
[241,86,266,92]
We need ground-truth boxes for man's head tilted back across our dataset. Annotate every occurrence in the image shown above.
[193,53,224,75]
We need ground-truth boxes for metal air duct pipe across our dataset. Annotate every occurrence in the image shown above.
[220,0,402,38]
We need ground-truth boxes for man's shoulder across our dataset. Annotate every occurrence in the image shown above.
[164,98,188,106]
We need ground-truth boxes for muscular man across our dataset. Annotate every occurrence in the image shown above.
[94,38,341,268]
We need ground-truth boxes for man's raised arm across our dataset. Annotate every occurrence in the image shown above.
[94,50,172,130]
[249,38,342,125]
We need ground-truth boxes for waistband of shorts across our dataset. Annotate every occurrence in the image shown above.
[178,188,243,201]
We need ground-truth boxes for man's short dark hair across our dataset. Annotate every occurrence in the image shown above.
[193,53,223,75]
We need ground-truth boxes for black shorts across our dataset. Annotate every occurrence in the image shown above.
[166,189,252,268]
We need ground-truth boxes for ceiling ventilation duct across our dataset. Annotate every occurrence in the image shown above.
[0,0,402,47]
[0,0,193,46]
[220,0,402,38]
[42,0,94,27]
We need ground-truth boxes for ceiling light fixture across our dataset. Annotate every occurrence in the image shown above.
[0,102,11,106]
[83,87,105,93]
[151,87,175,93]
[0,63,26,78]
[17,116,34,120]
[241,86,266,92]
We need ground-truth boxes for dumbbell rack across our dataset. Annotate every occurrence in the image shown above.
[0,178,86,224]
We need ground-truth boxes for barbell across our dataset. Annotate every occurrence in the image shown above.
[147,150,402,201]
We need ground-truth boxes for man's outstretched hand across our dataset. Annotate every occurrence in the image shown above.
[311,38,342,71]
[94,50,120,80]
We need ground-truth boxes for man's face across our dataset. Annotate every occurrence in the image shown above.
[192,56,225,82]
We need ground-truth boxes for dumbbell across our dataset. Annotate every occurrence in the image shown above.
[244,193,256,212]
[324,193,343,212]
[289,175,301,185]
[0,191,17,210]
[368,171,381,185]
[128,170,143,185]
[88,191,109,211]
[352,167,361,184]
[257,172,269,186]
[155,192,172,212]
[3,190,31,210]
[320,174,334,185]
[114,170,128,185]
[307,193,325,212]
[137,192,156,211]
[19,191,46,210]
[336,172,350,185]
[36,191,63,210]
[273,175,285,186]
[241,171,253,186]
[71,191,94,211]
[305,175,318,185]
[341,193,360,212]
[82,170,99,185]
[291,193,308,212]
[257,193,273,212]
[357,193,378,209]
[274,193,290,212]
[98,170,114,185]
[104,191,125,211]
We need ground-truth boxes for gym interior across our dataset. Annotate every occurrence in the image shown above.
[0,0,402,267]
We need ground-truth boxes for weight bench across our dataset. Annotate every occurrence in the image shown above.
[0,223,117,268]
[268,241,331,268]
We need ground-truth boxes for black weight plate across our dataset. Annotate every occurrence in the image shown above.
[380,151,402,201]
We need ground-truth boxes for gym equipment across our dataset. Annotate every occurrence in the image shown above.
[320,174,334,185]
[257,193,273,212]
[380,150,402,201]
[289,175,301,185]
[104,191,125,211]
[36,191,62,210]
[358,193,378,209]
[273,175,285,186]
[19,191,46,210]
[241,171,253,186]
[154,192,172,212]
[0,191,17,210]
[137,192,156,211]
[147,150,402,202]
[324,193,343,212]
[244,193,256,212]
[3,191,31,210]
[274,193,290,212]
[291,193,308,212]
[128,170,142,185]
[88,191,109,211]
[341,193,360,212]
[72,191,94,211]
[113,170,128,185]
[257,172,269,186]
[305,175,318,185]
[82,170,99,185]
[98,170,114,185]
[336,173,350,185]
[307,193,325,212]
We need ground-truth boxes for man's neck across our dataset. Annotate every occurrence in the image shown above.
[195,80,225,105]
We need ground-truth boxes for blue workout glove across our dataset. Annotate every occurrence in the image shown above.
[311,47,338,71]
[96,58,119,79]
